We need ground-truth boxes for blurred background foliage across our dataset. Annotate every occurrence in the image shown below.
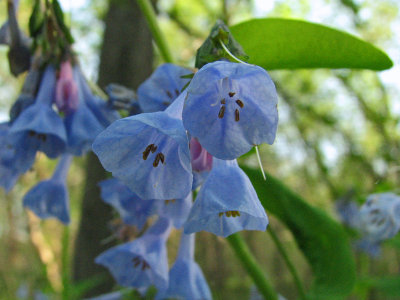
[0,0,399,299]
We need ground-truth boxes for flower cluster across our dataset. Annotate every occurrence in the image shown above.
[1,59,117,223]
[336,192,400,256]
[92,61,279,297]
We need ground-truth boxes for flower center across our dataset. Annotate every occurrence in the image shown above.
[132,256,151,271]
[142,143,165,167]
[218,91,244,122]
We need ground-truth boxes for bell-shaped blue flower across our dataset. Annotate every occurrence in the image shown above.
[156,233,211,300]
[138,63,191,113]
[75,65,120,127]
[357,193,400,242]
[183,61,278,159]
[93,92,192,200]
[95,218,172,291]
[99,178,157,229]
[0,122,37,191]
[10,65,67,158]
[23,154,73,224]
[184,158,268,237]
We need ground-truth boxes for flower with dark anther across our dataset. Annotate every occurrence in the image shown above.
[184,158,268,237]
[60,62,105,155]
[137,63,191,113]
[156,233,212,300]
[10,65,67,158]
[105,83,140,115]
[23,154,73,224]
[93,92,192,200]
[182,61,278,160]
[99,177,192,229]
[95,218,171,291]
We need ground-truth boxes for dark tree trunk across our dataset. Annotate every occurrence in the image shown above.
[72,0,153,296]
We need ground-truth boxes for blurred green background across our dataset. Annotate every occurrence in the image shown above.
[0,0,399,299]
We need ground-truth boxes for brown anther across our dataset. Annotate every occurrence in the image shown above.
[141,261,150,271]
[143,145,152,160]
[236,99,244,108]
[150,144,157,153]
[132,257,140,263]
[159,152,165,164]
[218,212,224,217]
[228,92,236,97]
[153,154,161,167]
[165,199,176,205]
[162,101,170,106]
[235,109,240,122]
[225,211,232,217]
[166,90,173,99]
[175,89,180,96]
[220,98,226,104]
[37,134,47,142]
[134,260,141,267]
[218,106,225,119]
[28,130,36,136]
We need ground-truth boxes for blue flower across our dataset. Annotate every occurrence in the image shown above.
[75,66,120,127]
[157,193,193,229]
[23,154,73,224]
[182,61,278,159]
[0,122,37,192]
[95,218,172,291]
[357,193,400,242]
[156,233,211,300]
[138,63,191,113]
[10,65,67,158]
[93,92,192,200]
[184,158,268,237]
[190,137,213,189]
[99,178,157,230]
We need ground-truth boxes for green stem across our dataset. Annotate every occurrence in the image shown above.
[136,0,174,63]
[227,233,278,300]
[268,225,307,300]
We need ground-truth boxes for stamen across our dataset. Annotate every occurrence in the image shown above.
[220,98,226,104]
[255,146,267,181]
[159,152,165,164]
[37,134,47,142]
[218,106,225,118]
[218,212,224,217]
[229,92,236,97]
[225,211,232,217]
[235,109,240,122]
[153,154,161,167]
[236,99,244,108]
[141,261,150,271]
[150,144,157,153]
[162,101,170,106]
[142,145,152,160]
[165,199,176,205]
[28,130,35,136]
[175,89,180,96]
[166,90,173,99]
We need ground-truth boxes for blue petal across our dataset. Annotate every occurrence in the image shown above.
[23,179,70,224]
[99,178,157,229]
[138,63,191,113]
[183,61,278,159]
[93,112,192,200]
[95,218,171,291]
[64,102,105,156]
[184,158,268,237]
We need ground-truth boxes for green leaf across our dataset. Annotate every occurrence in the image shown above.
[242,166,356,299]
[230,18,393,70]
[359,276,400,298]
[52,0,75,44]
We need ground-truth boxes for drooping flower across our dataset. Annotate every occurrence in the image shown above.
[61,62,105,155]
[184,158,268,237]
[95,218,172,291]
[10,65,67,158]
[156,233,212,300]
[182,61,278,160]
[93,92,192,200]
[23,154,73,224]
[137,63,191,113]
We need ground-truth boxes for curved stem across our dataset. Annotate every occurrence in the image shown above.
[268,225,307,300]
[227,233,278,300]
[136,0,174,63]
